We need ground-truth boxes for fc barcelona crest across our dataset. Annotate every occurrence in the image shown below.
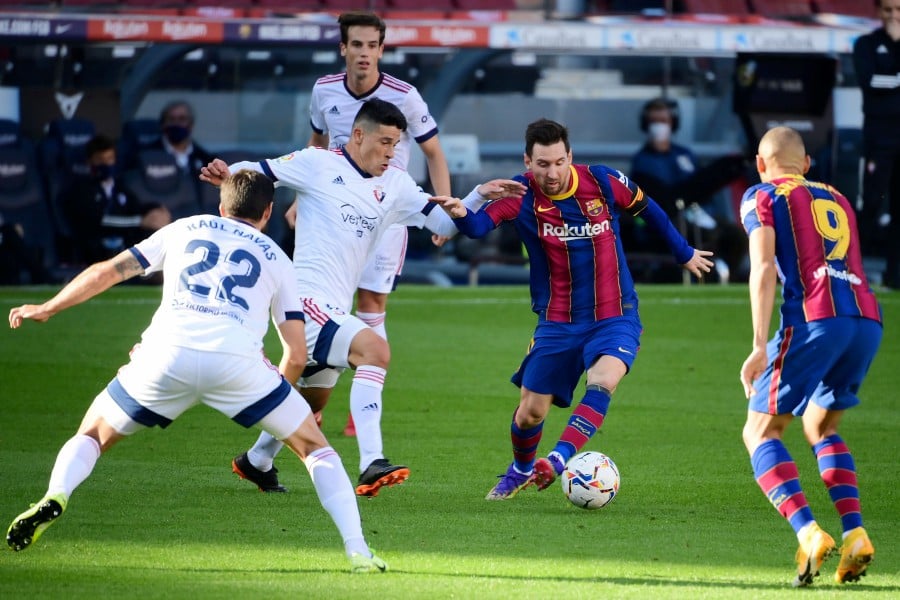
[585,199,604,217]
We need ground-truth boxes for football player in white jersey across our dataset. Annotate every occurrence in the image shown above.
[302,11,452,436]
[5,171,388,573]
[201,99,524,497]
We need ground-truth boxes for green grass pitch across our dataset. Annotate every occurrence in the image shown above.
[0,284,897,599]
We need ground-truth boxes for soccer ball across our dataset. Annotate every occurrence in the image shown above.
[560,451,620,510]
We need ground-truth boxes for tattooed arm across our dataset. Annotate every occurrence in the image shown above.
[9,250,146,328]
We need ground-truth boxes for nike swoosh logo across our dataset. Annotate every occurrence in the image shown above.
[617,347,633,355]
[537,205,555,213]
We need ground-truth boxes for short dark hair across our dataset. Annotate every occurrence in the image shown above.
[159,100,195,125]
[85,134,115,159]
[338,12,386,46]
[353,98,407,132]
[525,119,570,157]
[219,170,274,221]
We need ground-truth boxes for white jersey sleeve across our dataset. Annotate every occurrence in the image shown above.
[308,83,328,136]
[256,148,319,193]
[400,85,439,144]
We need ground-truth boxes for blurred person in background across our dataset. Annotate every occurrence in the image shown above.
[630,97,747,281]
[59,134,170,265]
[853,0,900,288]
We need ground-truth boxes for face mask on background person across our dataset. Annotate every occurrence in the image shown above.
[648,122,671,143]
[164,125,191,145]
[91,163,115,181]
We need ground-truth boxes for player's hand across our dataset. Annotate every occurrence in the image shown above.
[199,159,231,186]
[9,304,52,328]
[476,179,527,200]
[682,249,714,278]
[740,347,767,398]
[429,196,467,218]
[431,234,452,247]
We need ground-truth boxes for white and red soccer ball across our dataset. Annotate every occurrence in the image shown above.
[560,451,620,510]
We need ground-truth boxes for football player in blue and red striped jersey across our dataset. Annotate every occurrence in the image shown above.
[739,127,882,587]
[433,118,712,502]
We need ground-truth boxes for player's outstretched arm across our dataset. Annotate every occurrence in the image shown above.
[476,179,527,200]
[9,250,145,328]
[429,196,467,218]
[199,158,232,187]
[681,249,715,278]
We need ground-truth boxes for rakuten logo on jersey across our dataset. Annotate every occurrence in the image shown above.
[542,220,609,242]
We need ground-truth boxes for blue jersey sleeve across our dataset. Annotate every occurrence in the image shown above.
[452,208,497,239]
[635,197,694,264]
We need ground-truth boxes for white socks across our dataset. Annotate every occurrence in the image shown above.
[303,446,368,557]
[350,365,386,472]
[247,431,284,472]
[356,311,387,341]
[46,434,101,498]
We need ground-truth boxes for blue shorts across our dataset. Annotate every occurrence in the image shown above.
[749,317,882,416]
[511,317,642,408]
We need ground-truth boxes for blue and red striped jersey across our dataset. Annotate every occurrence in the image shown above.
[456,164,691,323]
[740,174,881,327]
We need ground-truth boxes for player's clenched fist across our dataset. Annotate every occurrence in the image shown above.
[199,159,232,186]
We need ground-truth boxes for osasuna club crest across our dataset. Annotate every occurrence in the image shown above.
[373,186,385,203]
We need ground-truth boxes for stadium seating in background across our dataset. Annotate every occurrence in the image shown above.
[118,118,161,172]
[0,0,49,7]
[454,0,519,9]
[58,0,121,8]
[37,117,96,238]
[123,149,200,220]
[681,0,751,15]
[390,0,454,8]
[320,0,389,10]
[253,0,323,12]
[0,119,21,148]
[187,0,249,9]
[812,0,875,17]
[748,0,812,16]
[0,143,56,279]
[118,0,183,9]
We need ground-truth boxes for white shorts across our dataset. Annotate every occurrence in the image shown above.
[297,297,370,389]
[91,343,310,440]
[357,223,408,294]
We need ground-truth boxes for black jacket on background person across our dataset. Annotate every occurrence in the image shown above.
[853,26,900,150]
[60,175,153,264]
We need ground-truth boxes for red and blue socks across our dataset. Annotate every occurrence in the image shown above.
[813,434,862,534]
[751,439,815,533]
[549,385,611,472]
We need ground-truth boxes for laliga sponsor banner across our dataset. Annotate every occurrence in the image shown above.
[0,16,86,40]
[608,24,718,53]
[723,26,833,53]
[490,23,605,50]
[86,17,224,43]
[230,21,331,44]
[385,24,488,47]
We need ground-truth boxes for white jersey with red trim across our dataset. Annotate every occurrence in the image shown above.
[308,72,438,169]
[230,147,440,312]
[131,214,302,357]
